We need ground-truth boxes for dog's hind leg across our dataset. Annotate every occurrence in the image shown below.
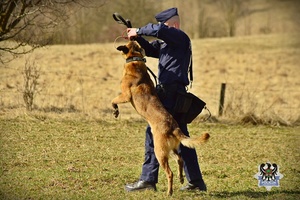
[155,150,173,196]
[173,149,184,184]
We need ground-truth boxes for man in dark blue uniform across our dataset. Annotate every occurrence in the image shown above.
[125,7,207,192]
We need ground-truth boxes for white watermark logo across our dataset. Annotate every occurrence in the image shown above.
[254,162,284,191]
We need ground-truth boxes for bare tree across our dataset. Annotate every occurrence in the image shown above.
[198,5,209,38]
[22,58,41,111]
[0,0,106,63]
[217,0,248,37]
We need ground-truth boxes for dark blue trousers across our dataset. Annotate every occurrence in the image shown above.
[139,84,204,184]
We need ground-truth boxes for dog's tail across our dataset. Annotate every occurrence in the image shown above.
[175,128,210,148]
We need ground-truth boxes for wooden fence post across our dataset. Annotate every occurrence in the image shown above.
[218,83,226,116]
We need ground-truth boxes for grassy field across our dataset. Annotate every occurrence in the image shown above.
[0,116,299,199]
[1,33,300,199]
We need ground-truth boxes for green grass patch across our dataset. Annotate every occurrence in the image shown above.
[1,117,299,199]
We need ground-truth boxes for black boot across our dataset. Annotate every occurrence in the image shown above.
[125,180,157,192]
[180,180,207,192]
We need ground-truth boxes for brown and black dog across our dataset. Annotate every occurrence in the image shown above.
[112,41,209,196]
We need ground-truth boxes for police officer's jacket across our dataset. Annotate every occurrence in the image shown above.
[136,23,191,86]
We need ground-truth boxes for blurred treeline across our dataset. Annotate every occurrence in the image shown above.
[52,0,300,44]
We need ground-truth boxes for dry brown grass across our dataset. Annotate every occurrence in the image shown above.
[0,34,299,124]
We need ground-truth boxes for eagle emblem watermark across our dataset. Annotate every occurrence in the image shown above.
[254,162,284,191]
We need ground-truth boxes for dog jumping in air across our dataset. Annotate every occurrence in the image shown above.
[111,41,209,196]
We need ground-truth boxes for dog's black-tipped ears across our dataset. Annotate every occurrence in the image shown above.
[117,45,129,54]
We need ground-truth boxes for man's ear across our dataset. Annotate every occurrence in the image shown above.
[117,45,129,54]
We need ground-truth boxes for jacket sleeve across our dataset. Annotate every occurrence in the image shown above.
[138,23,190,47]
[136,37,160,58]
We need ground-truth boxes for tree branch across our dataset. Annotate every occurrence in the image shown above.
[0,0,19,35]
[0,0,108,64]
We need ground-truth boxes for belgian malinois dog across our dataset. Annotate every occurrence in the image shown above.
[112,41,209,196]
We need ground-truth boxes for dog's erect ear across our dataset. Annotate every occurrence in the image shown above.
[117,45,129,54]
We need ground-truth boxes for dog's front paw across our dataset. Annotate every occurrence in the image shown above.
[113,109,119,118]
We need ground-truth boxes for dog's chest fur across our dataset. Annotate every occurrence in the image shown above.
[122,61,175,132]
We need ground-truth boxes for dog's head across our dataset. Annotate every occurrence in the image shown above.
[117,41,145,59]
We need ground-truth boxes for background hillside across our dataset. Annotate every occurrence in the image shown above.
[0,0,299,124]
[1,33,299,125]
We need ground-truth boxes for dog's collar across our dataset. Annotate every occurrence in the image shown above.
[126,57,146,63]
